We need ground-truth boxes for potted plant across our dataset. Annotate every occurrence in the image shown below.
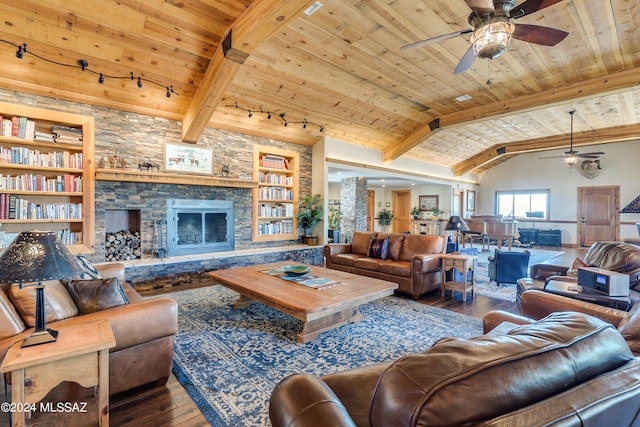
[426,207,446,219]
[410,206,422,220]
[328,209,342,243]
[378,208,393,231]
[296,194,324,245]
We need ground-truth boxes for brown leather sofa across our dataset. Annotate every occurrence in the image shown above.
[270,312,640,427]
[485,289,640,356]
[516,241,640,307]
[324,231,446,299]
[0,263,178,395]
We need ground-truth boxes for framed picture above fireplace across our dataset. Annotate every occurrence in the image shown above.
[164,142,213,175]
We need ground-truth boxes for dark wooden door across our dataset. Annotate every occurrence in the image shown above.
[578,186,619,247]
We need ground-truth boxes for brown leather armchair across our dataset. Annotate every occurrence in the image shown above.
[0,263,178,396]
[270,312,640,427]
[516,241,640,307]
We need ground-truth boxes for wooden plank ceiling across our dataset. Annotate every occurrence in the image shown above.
[0,0,638,176]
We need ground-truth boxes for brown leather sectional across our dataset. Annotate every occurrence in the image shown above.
[0,263,177,396]
[270,312,640,427]
[324,231,446,299]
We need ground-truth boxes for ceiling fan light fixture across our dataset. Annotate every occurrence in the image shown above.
[564,155,579,167]
[470,22,515,60]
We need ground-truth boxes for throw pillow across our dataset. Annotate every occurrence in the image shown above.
[75,255,103,279]
[368,236,389,260]
[9,280,79,327]
[63,277,129,315]
[566,257,588,277]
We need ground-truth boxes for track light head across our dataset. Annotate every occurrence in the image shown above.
[248,110,253,118]
[77,59,89,71]
[137,77,143,88]
[98,73,104,84]
[166,86,171,97]
[15,44,26,59]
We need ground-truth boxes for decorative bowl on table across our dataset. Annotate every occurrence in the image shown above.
[282,265,311,277]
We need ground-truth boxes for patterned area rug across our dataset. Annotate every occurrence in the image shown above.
[166,285,483,426]
[471,246,565,301]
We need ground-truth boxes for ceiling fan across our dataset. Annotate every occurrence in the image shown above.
[538,111,605,167]
[400,0,569,74]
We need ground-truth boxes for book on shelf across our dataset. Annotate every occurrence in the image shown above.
[10,116,19,137]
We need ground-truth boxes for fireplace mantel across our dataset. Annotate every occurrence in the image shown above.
[95,168,258,188]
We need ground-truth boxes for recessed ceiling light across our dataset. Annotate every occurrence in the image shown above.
[454,94,472,102]
[304,1,323,16]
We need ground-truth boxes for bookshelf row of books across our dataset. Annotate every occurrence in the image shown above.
[0,146,83,169]
[0,174,83,192]
[257,219,294,236]
[259,154,290,170]
[0,195,83,220]
[0,115,83,145]
[258,202,294,218]
[0,229,82,249]
[258,186,294,201]
[1,116,36,139]
[259,171,294,186]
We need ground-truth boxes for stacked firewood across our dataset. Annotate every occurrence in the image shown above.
[105,229,142,261]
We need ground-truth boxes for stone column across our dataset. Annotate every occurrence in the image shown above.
[340,177,368,242]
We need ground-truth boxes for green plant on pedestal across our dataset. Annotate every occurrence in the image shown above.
[378,208,393,232]
[296,194,323,244]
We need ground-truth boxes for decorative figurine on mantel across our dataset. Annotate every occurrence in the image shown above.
[221,164,230,177]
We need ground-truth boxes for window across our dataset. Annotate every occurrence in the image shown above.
[495,190,549,219]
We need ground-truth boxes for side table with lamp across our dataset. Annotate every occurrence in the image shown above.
[0,231,116,426]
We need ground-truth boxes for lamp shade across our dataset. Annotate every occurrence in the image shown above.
[0,231,81,283]
[445,215,470,232]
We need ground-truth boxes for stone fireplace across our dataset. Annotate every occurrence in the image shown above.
[166,199,234,256]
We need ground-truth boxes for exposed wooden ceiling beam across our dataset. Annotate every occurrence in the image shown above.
[182,0,316,142]
[452,123,640,176]
[383,67,640,163]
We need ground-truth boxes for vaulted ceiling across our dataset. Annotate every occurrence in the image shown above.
[1,0,638,176]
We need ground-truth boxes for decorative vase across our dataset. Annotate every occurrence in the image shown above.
[304,236,318,246]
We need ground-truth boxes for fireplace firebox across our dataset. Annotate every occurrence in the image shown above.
[166,199,234,256]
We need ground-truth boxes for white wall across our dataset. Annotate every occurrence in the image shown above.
[478,140,640,245]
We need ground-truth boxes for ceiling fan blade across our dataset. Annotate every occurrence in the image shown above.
[577,152,605,157]
[453,45,477,74]
[400,29,473,51]
[464,0,495,15]
[513,24,569,46]
[538,155,565,159]
[510,0,564,19]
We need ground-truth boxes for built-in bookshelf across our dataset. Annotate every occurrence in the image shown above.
[0,101,95,253]
[253,145,299,242]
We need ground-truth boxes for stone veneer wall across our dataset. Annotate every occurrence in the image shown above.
[0,89,315,268]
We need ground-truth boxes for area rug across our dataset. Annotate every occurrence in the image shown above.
[471,246,565,301]
[166,285,483,426]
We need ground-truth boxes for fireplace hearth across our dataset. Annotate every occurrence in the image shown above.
[166,199,234,256]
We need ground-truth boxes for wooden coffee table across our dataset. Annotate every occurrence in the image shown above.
[207,262,398,343]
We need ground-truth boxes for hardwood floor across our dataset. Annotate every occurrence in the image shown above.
[1,245,587,426]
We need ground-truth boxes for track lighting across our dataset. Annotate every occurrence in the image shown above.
[227,103,325,132]
[1,39,179,97]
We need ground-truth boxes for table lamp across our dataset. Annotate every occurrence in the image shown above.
[445,215,470,253]
[0,231,81,347]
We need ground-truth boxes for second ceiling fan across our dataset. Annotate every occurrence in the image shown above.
[539,110,605,167]
[401,0,569,74]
